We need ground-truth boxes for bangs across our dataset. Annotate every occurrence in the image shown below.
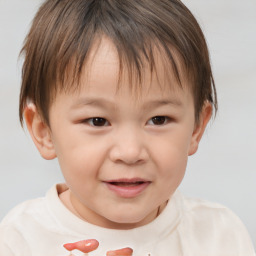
[19,0,217,126]
[56,35,183,96]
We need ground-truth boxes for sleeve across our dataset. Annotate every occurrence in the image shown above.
[181,198,256,255]
[0,224,31,256]
[219,207,256,255]
[0,241,14,256]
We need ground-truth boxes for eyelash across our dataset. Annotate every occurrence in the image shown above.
[147,116,171,126]
[83,117,110,127]
[82,116,171,127]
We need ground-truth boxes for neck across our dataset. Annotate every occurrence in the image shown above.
[59,189,167,229]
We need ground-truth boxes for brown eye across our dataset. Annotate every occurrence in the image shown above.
[89,117,109,126]
[150,116,168,125]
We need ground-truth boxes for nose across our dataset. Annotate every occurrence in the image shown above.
[109,127,148,165]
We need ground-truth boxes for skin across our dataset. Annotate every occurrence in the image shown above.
[25,38,211,239]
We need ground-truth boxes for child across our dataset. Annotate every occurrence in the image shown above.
[0,0,254,255]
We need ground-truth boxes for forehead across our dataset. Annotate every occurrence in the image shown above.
[49,38,195,118]
[63,37,191,100]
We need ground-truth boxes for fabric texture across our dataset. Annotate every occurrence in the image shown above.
[0,184,255,256]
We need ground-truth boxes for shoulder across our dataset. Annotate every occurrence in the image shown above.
[0,184,62,228]
[177,192,255,255]
[1,197,46,225]
[0,198,47,256]
[0,196,49,243]
[0,185,58,237]
[181,193,246,229]
[0,184,64,231]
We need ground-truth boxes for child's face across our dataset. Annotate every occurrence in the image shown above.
[28,38,211,229]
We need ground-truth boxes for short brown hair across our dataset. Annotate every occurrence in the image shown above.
[19,0,217,126]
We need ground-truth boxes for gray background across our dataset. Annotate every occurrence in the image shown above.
[0,0,255,249]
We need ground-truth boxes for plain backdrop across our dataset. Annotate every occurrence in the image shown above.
[0,0,255,249]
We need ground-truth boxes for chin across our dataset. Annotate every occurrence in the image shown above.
[115,215,142,224]
[105,211,148,229]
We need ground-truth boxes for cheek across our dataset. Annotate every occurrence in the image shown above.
[151,134,190,185]
[53,133,108,183]
[155,149,187,202]
[54,126,104,161]
[158,148,188,180]
[57,144,102,201]
[153,133,190,167]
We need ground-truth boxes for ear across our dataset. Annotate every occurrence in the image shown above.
[188,102,212,156]
[24,103,56,160]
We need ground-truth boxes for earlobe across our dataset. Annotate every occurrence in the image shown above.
[188,102,212,156]
[24,103,56,160]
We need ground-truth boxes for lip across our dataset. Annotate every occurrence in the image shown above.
[103,178,151,198]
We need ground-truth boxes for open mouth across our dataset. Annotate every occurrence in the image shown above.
[104,179,151,198]
[108,181,145,187]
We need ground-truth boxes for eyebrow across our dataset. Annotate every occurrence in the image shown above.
[142,99,183,110]
[71,97,183,110]
[71,97,116,110]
